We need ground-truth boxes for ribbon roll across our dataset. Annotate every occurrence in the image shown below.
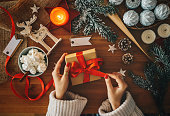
[158,24,170,38]
[141,30,156,44]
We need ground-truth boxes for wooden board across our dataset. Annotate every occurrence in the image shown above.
[0,0,170,114]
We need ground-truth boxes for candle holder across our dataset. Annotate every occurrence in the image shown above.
[50,7,69,26]
[45,0,79,32]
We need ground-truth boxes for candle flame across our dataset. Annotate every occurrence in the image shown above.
[57,15,63,20]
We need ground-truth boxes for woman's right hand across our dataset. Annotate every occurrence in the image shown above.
[52,53,70,100]
[105,72,128,110]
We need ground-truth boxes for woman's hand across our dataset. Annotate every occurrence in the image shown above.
[105,72,127,110]
[52,53,70,100]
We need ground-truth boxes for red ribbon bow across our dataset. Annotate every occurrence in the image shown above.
[70,52,108,83]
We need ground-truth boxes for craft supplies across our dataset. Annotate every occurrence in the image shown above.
[141,0,157,10]
[141,30,156,44]
[0,1,72,101]
[18,47,48,76]
[118,38,132,51]
[140,10,155,26]
[50,7,69,26]
[73,0,151,60]
[122,53,133,64]
[157,24,170,38]
[123,10,139,26]
[108,13,152,61]
[126,0,141,9]
[154,4,170,20]
[108,44,117,54]
[1,5,54,101]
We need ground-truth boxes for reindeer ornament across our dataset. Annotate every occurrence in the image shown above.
[17,4,62,55]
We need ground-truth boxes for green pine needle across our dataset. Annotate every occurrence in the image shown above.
[72,0,118,43]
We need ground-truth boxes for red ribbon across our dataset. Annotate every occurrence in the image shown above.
[70,51,108,83]
[1,6,53,101]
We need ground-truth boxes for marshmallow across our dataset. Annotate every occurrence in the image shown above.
[20,48,47,75]
[22,63,30,71]
[20,55,28,63]
[30,67,37,75]
[28,48,38,55]
[37,63,47,73]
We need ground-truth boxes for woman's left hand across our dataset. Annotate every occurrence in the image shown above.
[52,53,71,100]
[105,72,127,110]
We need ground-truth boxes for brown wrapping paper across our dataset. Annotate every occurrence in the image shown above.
[65,48,101,86]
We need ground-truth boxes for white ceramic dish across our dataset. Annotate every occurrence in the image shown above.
[18,46,48,77]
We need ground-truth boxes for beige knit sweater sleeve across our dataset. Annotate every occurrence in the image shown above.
[46,91,143,116]
[46,90,87,116]
[98,91,144,116]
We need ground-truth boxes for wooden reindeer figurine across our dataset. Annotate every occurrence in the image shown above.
[16,14,62,55]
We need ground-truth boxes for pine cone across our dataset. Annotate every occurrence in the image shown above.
[118,38,131,51]
[122,53,133,64]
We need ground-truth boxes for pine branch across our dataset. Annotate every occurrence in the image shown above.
[72,0,118,43]
[85,13,117,42]
[164,37,170,55]
[151,44,169,65]
[92,3,117,16]
[128,38,170,114]
[75,0,99,12]
[144,62,156,82]
[150,43,170,80]
[129,71,150,89]
[129,71,158,96]
[72,15,85,34]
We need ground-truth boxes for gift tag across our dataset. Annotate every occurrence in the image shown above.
[70,36,92,47]
[3,35,23,57]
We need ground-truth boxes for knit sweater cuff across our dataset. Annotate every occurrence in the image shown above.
[46,90,87,116]
[98,91,143,116]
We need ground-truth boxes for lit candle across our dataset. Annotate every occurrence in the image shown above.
[50,7,69,26]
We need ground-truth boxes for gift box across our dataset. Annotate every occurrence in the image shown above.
[65,48,107,86]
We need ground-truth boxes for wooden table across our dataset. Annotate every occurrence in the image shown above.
[0,1,170,114]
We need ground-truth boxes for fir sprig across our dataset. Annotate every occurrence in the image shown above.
[92,3,117,16]
[72,0,118,43]
[128,38,170,115]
